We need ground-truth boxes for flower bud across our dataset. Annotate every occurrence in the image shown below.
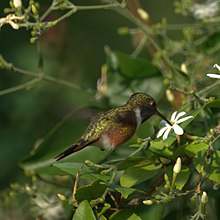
[143,199,153,205]
[57,193,67,202]
[208,97,215,103]
[117,27,129,35]
[137,8,149,21]
[13,0,22,8]
[180,63,188,74]
[30,37,37,44]
[201,191,208,204]
[10,182,19,190]
[31,4,38,15]
[166,89,174,102]
[173,157,181,174]
[209,128,214,134]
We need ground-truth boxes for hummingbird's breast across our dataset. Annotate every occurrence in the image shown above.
[98,107,140,150]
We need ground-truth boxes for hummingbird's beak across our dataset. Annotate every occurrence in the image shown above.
[156,110,172,126]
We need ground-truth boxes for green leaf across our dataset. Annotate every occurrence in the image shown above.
[136,204,165,220]
[104,182,145,199]
[128,213,142,220]
[75,180,107,202]
[53,162,83,175]
[196,150,220,184]
[114,187,137,199]
[109,209,141,220]
[129,77,164,99]
[149,141,173,158]
[120,163,162,187]
[53,162,110,181]
[208,167,220,184]
[184,142,208,156]
[115,52,161,79]
[72,200,96,220]
[99,216,108,220]
[207,99,220,108]
[176,166,190,190]
[115,156,150,170]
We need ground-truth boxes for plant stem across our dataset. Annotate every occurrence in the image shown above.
[0,78,40,96]
[40,2,54,21]
[114,139,151,168]
[198,80,220,96]
[12,65,91,92]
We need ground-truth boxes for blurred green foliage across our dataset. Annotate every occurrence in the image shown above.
[0,0,220,219]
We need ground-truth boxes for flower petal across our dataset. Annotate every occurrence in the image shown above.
[173,124,184,135]
[213,64,220,71]
[176,115,193,124]
[207,73,220,79]
[157,126,168,138]
[174,111,186,122]
[171,111,177,122]
[163,125,172,140]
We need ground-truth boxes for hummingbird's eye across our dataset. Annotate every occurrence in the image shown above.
[149,101,156,107]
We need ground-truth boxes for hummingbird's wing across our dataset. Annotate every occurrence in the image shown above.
[55,113,105,161]
[80,112,107,142]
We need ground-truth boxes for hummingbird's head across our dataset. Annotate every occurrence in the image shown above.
[127,92,170,124]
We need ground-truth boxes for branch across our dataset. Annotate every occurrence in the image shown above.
[0,78,40,96]
[0,55,93,93]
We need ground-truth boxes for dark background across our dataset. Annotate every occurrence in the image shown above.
[0,0,188,189]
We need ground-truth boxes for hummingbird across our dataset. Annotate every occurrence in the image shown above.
[55,92,170,161]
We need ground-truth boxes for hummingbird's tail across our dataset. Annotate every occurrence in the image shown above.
[54,139,97,161]
[54,143,84,161]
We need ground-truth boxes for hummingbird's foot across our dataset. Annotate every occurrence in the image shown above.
[85,160,110,169]
[141,137,151,142]
[101,165,116,175]
[85,160,116,175]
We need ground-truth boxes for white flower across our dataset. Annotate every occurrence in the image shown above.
[207,64,220,79]
[0,14,24,30]
[13,0,22,8]
[192,1,219,20]
[157,111,193,141]
[173,157,181,174]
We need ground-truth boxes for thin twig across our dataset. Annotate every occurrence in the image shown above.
[40,1,55,21]
[12,65,91,92]
[0,78,40,96]
[198,80,220,96]
[73,171,80,199]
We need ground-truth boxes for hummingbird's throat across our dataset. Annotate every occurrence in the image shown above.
[134,107,142,129]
